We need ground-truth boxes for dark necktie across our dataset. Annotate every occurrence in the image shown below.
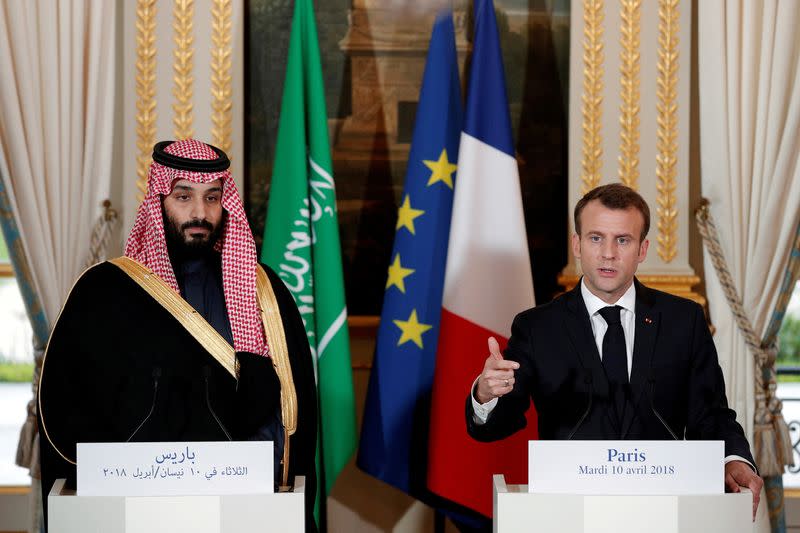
[598,305,628,422]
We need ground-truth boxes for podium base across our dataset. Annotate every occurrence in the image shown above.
[48,477,305,533]
[493,475,752,533]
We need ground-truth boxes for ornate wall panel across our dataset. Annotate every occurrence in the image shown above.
[580,0,605,194]
[617,0,640,190]
[122,0,244,233]
[655,0,679,263]
[135,0,158,202]
[565,0,698,300]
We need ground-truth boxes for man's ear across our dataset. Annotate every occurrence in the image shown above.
[638,238,649,263]
[571,233,581,259]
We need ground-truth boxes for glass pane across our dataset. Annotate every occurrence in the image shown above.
[0,277,32,486]
[0,229,8,263]
[778,280,800,487]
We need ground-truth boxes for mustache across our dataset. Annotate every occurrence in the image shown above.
[180,220,214,232]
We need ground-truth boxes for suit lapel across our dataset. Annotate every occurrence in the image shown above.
[621,278,660,437]
[563,282,618,432]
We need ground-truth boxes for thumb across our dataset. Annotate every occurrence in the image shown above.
[488,337,503,361]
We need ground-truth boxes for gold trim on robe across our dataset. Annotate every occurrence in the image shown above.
[255,265,298,488]
[110,256,238,378]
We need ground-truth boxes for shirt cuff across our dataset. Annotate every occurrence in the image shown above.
[471,376,498,425]
[724,455,756,473]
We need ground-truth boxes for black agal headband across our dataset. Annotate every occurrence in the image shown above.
[152,140,231,172]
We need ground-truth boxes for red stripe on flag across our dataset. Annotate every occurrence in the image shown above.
[427,308,538,517]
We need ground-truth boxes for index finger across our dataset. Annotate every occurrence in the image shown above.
[488,337,503,360]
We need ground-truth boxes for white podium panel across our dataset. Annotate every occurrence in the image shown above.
[529,440,723,495]
[493,475,752,533]
[48,477,305,533]
[77,441,274,496]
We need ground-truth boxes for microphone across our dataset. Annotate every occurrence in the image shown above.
[648,371,678,440]
[204,366,232,441]
[127,367,161,442]
[567,372,594,440]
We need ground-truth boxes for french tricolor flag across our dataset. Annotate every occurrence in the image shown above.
[427,0,538,518]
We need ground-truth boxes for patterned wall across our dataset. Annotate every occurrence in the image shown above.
[122,0,245,234]
[564,0,701,301]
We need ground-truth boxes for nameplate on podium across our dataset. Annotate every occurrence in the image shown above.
[529,441,723,495]
[77,441,274,496]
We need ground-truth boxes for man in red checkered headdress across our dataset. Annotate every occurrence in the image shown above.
[38,140,318,531]
[125,139,268,355]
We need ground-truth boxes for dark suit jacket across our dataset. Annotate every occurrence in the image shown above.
[466,279,755,464]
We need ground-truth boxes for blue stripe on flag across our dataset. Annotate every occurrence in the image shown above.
[463,0,515,157]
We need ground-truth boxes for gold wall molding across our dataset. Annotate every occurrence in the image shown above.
[0,484,29,494]
[581,0,605,194]
[172,0,195,140]
[135,0,157,202]
[618,0,641,189]
[0,263,13,277]
[557,273,704,305]
[656,0,679,262]
[211,0,233,155]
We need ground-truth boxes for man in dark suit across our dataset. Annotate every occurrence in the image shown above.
[466,183,763,518]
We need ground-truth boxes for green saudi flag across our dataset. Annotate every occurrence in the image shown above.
[261,0,357,525]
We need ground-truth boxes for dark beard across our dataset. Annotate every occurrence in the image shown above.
[164,212,225,261]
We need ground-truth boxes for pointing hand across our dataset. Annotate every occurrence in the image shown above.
[475,337,519,404]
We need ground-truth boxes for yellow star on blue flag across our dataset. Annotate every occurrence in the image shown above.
[396,195,425,235]
[423,148,457,189]
[393,310,433,349]
[386,254,415,293]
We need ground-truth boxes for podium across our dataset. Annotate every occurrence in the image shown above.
[493,475,752,533]
[48,477,305,533]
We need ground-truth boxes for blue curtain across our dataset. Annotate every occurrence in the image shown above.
[761,222,800,533]
[0,173,49,346]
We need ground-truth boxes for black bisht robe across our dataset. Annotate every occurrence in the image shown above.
[38,261,317,530]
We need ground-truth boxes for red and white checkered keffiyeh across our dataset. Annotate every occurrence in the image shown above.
[124,139,268,356]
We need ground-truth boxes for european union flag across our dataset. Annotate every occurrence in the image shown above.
[357,11,463,499]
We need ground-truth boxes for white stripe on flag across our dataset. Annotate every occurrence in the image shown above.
[317,307,347,360]
[442,132,534,336]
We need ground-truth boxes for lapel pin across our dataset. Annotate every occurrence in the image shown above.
[644,317,653,324]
